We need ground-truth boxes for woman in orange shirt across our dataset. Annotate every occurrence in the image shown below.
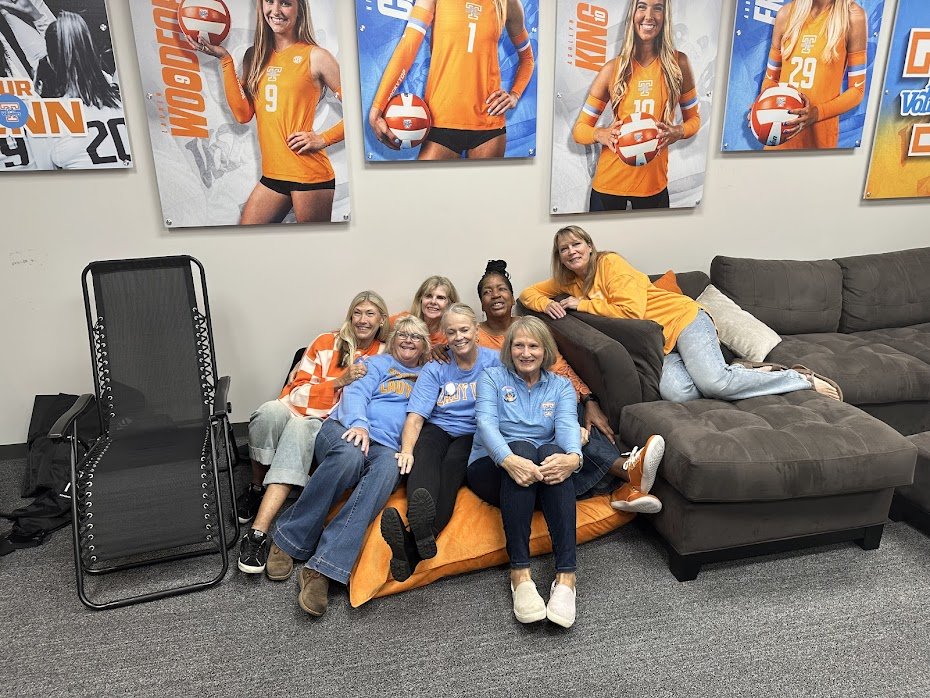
[195,0,344,223]
[520,226,842,403]
[391,275,460,351]
[368,0,535,160]
[571,0,699,210]
[756,0,868,149]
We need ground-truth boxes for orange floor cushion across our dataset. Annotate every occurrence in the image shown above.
[347,485,635,607]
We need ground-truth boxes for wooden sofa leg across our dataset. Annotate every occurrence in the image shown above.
[668,549,701,582]
[857,524,884,551]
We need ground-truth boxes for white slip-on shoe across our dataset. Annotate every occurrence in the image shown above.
[546,581,576,628]
[511,579,547,624]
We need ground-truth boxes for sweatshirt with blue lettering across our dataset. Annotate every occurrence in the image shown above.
[406,347,500,437]
[469,365,582,465]
[330,353,421,451]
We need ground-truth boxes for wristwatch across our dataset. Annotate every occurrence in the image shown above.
[580,393,599,406]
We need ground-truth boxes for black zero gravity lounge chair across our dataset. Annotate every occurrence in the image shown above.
[49,256,237,609]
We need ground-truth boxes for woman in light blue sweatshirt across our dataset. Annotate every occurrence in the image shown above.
[272,315,430,617]
[467,316,583,629]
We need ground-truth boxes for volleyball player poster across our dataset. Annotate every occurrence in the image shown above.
[356,0,539,161]
[864,0,930,200]
[549,0,722,214]
[0,0,131,172]
[128,0,348,228]
[720,0,884,153]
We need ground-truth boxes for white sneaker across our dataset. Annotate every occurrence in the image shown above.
[511,580,546,624]
[546,581,576,628]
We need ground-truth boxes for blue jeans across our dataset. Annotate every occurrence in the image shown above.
[272,419,399,584]
[659,310,812,402]
[576,403,621,497]
[466,441,577,573]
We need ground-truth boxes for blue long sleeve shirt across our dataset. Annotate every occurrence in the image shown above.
[406,347,500,437]
[330,353,421,452]
[469,365,582,465]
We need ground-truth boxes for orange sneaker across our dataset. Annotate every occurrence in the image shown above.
[610,483,662,514]
[621,434,664,494]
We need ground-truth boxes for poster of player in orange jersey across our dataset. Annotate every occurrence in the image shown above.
[864,0,930,200]
[128,0,348,228]
[0,0,131,172]
[550,0,721,214]
[358,0,538,161]
[721,0,884,153]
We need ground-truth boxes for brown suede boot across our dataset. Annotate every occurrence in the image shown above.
[298,568,329,616]
[265,544,294,581]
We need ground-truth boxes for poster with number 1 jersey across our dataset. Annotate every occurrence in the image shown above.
[0,0,131,172]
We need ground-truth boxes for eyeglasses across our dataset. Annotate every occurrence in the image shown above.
[395,332,425,342]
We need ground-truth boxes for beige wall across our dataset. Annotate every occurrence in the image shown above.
[1,0,926,445]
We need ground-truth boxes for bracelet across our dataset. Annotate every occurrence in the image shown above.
[580,393,599,405]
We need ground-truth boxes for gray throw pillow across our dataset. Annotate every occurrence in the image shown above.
[695,284,782,361]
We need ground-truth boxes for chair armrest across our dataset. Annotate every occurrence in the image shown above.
[213,376,231,417]
[567,313,665,403]
[48,394,95,440]
[517,303,643,432]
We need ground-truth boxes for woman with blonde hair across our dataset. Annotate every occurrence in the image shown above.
[237,290,388,578]
[757,0,867,148]
[271,315,431,616]
[195,0,344,222]
[380,304,500,582]
[466,316,583,627]
[391,275,460,348]
[520,226,843,404]
[368,0,535,159]
[572,0,699,210]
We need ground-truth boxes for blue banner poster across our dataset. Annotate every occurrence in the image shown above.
[721,0,884,152]
[356,0,539,161]
[864,0,930,199]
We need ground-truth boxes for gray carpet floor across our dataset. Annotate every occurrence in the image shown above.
[2,455,930,698]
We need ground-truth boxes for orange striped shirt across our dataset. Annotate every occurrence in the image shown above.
[279,332,384,418]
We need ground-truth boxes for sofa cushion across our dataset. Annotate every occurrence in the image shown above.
[852,323,930,365]
[649,270,710,301]
[897,433,930,510]
[696,284,782,361]
[620,391,916,503]
[835,247,930,332]
[711,256,843,334]
[766,332,930,405]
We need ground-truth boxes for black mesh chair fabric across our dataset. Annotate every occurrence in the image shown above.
[69,256,233,607]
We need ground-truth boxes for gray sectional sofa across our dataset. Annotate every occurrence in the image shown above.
[523,247,929,579]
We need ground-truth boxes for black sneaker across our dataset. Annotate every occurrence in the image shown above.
[380,507,412,582]
[407,488,437,560]
[237,528,269,574]
[236,484,264,524]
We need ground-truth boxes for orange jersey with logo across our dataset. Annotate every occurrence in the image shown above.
[592,58,669,197]
[426,1,504,130]
[768,11,848,150]
[254,42,334,183]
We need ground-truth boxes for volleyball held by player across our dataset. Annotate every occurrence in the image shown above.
[571,0,699,210]
[368,0,535,159]
[757,0,868,149]
[194,0,344,223]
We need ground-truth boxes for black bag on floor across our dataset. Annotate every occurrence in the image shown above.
[0,394,100,556]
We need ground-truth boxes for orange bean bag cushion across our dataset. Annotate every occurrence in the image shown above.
[347,485,635,607]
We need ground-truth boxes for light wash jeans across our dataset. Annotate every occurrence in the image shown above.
[659,310,812,402]
[271,419,399,585]
[248,399,322,488]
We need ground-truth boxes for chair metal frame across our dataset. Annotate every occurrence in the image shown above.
[50,256,239,609]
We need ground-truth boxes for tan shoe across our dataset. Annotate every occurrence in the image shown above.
[298,568,329,616]
[265,543,293,581]
[610,483,662,514]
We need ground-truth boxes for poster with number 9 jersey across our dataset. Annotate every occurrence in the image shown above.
[720,0,884,152]
[128,0,349,228]
[0,0,131,173]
